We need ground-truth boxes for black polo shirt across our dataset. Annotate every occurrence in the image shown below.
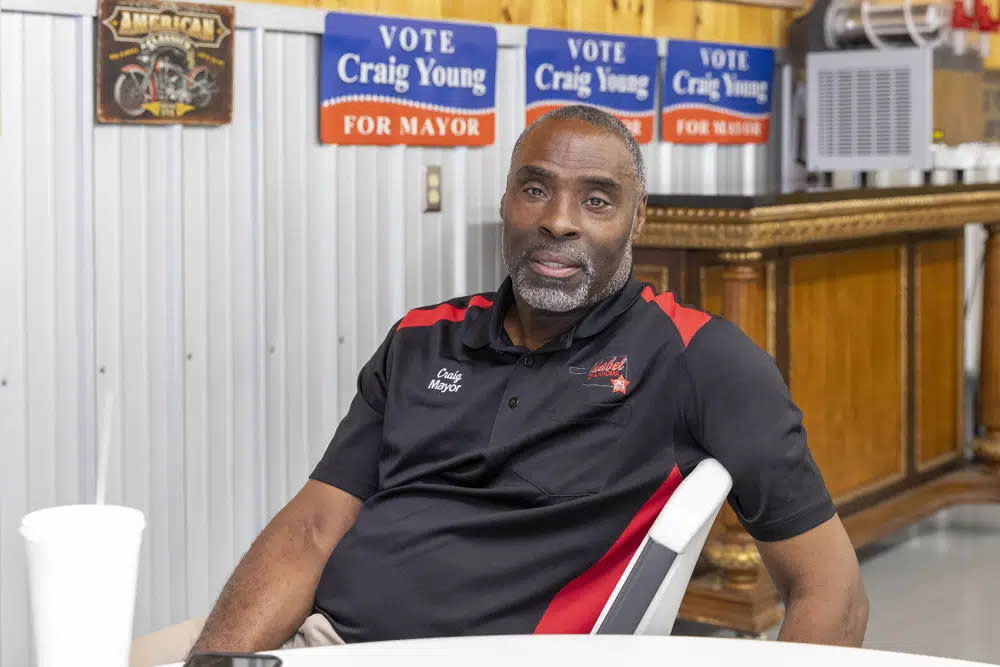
[309,276,834,643]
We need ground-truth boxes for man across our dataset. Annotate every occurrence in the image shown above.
[165,105,867,662]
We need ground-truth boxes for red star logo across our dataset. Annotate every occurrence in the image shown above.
[611,374,630,395]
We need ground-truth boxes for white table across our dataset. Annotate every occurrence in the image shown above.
[164,634,996,667]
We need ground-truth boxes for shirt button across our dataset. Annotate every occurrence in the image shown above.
[509,397,519,409]
[523,356,535,368]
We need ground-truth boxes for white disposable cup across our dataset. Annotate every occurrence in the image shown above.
[20,504,146,667]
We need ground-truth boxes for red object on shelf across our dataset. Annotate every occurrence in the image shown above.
[974,0,1000,32]
[953,0,977,28]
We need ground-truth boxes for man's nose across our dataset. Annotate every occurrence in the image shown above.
[539,195,581,239]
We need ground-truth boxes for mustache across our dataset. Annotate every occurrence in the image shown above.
[511,242,594,274]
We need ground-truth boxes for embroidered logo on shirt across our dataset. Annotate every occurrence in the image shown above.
[610,375,630,394]
[427,367,463,393]
[569,355,630,394]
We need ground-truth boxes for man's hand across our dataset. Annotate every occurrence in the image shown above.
[755,514,869,646]
[189,481,361,656]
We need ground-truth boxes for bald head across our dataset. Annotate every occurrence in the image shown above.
[499,105,648,314]
[510,105,646,195]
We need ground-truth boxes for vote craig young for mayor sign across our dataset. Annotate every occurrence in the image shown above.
[321,13,496,146]
[526,29,658,143]
[662,40,775,144]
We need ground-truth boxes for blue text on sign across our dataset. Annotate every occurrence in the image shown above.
[671,71,768,104]
[533,37,648,102]
[699,47,751,71]
[378,24,455,53]
[566,38,627,63]
[335,23,488,96]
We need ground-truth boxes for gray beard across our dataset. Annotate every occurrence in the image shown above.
[502,232,634,313]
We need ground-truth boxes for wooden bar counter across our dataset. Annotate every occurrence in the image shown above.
[634,184,1000,635]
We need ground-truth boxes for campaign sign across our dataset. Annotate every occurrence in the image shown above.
[526,28,657,143]
[662,40,775,144]
[321,13,496,146]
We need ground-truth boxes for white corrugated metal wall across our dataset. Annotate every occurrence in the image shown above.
[0,2,771,664]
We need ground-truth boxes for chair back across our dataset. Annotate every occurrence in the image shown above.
[591,458,733,635]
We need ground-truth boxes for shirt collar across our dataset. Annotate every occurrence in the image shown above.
[461,275,644,353]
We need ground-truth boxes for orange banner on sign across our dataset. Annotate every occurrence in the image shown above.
[321,99,495,146]
[526,103,654,144]
[661,107,770,144]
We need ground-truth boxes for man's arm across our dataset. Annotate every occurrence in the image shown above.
[679,319,868,645]
[189,481,361,656]
[756,514,869,646]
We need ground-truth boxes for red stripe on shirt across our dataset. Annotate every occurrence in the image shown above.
[641,285,711,347]
[396,295,494,330]
[533,466,684,634]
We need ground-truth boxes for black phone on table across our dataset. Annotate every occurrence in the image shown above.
[182,652,282,667]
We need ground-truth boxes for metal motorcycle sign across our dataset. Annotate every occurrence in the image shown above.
[97,0,234,125]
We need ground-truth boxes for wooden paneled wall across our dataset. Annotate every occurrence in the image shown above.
[693,236,966,505]
[987,0,1000,70]
[787,246,907,501]
[255,0,794,47]
[249,0,1000,69]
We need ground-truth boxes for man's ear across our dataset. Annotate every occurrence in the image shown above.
[631,194,648,242]
[499,192,507,221]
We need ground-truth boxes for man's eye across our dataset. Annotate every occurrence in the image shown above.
[525,187,545,197]
[587,197,609,207]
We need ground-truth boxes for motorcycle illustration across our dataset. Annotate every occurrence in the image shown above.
[113,47,217,117]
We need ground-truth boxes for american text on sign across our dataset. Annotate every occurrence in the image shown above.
[115,10,218,43]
